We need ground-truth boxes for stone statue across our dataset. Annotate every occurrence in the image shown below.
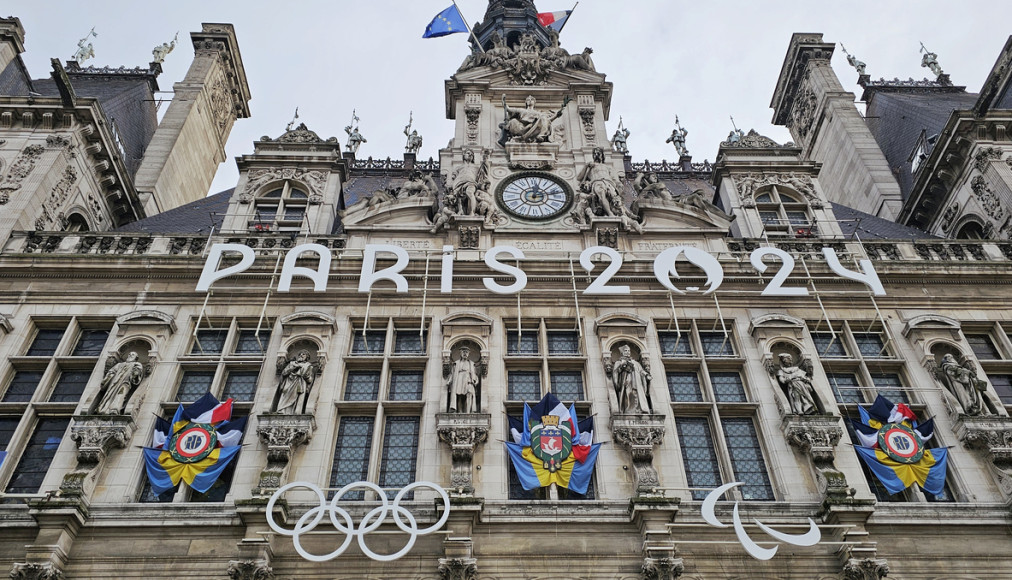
[95,351,146,414]
[610,344,652,414]
[404,113,423,154]
[938,353,989,416]
[274,350,318,415]
[611,118,630,154]
[840,43,866,75]
[447,345,478,413]
[676,188,725,216]
[771,353,818,415]
[447,148,490,217]
[920,43,944,78]
[666,116,689,157]
[398,171,438,199]
[485,32,514,68]
[345,124,367,154]
[72,27,98,64]
[152,32,178,64]
[541,28,571,66]
[565,47,596,71]
[633,172,674,202]
[499,95,571,146]
[430,190,459,234]
[577,147,623,218]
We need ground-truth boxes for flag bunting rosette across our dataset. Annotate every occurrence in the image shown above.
[143,392,246,494]
[849,395,947,496]
[505,393,600,494]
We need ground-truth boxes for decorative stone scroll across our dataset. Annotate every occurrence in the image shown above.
[9,562,65,580]
[226,560,274,580]
[254,414,315,495]
[781,414,849,503]
[971,175,1006,222]
[437,557,478,580]
[60,415,135,498]
[0,144,45,204]
[240,167,328,205]
[611,414,666,496]
[435,413,490,496]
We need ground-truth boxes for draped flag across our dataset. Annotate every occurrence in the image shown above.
[850,395,947,496]
[537,10,573,32]
[0,450,6,470]
[423,5,468,38]
[143,393,246,495]
[506,393,600,494]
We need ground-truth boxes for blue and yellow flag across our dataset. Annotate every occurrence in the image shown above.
[423,5,468,38]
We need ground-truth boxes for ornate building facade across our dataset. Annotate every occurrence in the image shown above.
[2,3,1012,578]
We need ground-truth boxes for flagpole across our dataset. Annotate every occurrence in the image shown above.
[451,0,486,53]
[557,1,579,34]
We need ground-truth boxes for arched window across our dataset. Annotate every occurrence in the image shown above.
[755,186,813,238]
[63,213,90,232]
[955,221,986,240]
[251,183,309,232]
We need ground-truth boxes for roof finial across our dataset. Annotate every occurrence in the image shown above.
[919,42,944,79]
[666,116,689,157]
[152,32,178,64]
[286,107,300,132]
[72,27,97,64]
[727,115,744,143]
[839,43,867,76]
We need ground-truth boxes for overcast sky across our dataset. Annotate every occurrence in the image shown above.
[8,1,1012,195]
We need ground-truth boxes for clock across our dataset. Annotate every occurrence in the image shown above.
[496,172,573,221]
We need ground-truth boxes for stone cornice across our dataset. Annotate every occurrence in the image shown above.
[191,23,251,119]
[770,33,835,126]
[0,16,25,53]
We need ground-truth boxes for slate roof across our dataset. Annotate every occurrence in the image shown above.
[865,90,979,200]
[0,55,32,96]
[831,202,936,240]
[114,189,231,234]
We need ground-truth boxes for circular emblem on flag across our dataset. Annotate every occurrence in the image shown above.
[877,423,924,464]
[170,423,217,464]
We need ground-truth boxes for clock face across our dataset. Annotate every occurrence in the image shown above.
[497,173,572,220]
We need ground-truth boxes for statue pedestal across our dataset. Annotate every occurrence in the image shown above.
[60,414,135,499]
[952,414,1012,497]
[780,413,848,503]
[611,414,666,496]
[254,413,316,496]
[504,141,561,170]
[436,413,490,497]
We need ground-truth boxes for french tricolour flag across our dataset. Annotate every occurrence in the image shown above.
[537,10,572,32]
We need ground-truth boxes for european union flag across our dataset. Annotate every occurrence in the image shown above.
[424,5,468,38]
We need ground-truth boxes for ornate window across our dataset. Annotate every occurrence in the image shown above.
[756,187,815,238]
[251,183,309,232]
[0,319,110,495]
[661,320,775,502]
[962,324,1012,407]
[811,321,906,405]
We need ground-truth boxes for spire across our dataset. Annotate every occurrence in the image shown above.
[472,0,550,51]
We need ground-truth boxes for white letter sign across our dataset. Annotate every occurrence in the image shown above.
[196,244,256,291]
[483,246,527,294]
[278,244,332,292]
[653,246,724,295]
[359,245,410,293]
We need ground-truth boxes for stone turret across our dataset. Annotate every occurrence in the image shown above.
[133,23,251,215]
[471,0,551,50]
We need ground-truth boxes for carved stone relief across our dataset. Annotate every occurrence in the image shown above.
[765,349,821,416]
[842,558,889,580]
[0,144,45,204]
[782,414,849,502]
[9,562,65,580]
[734,171,822,208]
[612,415,666,496]
[437,557,478,580]
[226,559,274,580]
[971,175,1006,222]
[241,168,328,204]
[641,557,684,580]
[789,80,818,140]
[60,415,135,498]
[940,202,959,232]
[254,414,315,495]
[974,146,1003,173]
[458,225,480,249]
[436,413,490,494]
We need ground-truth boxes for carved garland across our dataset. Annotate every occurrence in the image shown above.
[0,144,45,204]
[970,175,1006,222]
[734,172,823,208]
[240,168,328,204]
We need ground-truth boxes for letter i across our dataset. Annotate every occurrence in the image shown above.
[441,245,454,293]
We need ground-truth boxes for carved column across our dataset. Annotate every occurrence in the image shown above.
[781,414,850,503]
[611,414,666,496]
[952,415,1012,498]
[60,415,135,499]
[631,496,682,580]
[9,562,64,580]
[227,559,274,580]
[437,558,478,580]
[254,414,315,496]
[436,413,490,496]
[842,558,889,580]
[641,557,684,580]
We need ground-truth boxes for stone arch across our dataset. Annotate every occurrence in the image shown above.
[953,214,988,239]
[63,208,91,232]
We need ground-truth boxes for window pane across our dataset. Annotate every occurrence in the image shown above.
[72,329,109,356]
[283,205,306,222]
[0,418,19,449]
[667,372,702,402]
[812,332,847,358]
[547,331,580,355]
[394,331,426,354]
[508,371,541,401]
[676,418,722,501]
[700,331,734,357]
[289,189,308,200]
[255,204,277,223]
[786,210,809,226]
[755,193,773,203]
[50,370,92,402]
[550,371,583,401]
[223,371,259,402]
[990,374,1012,405]
[827,373,863,405]
[262,189,283,199]
[345,371,380,401]
[191,329,227,355]
[177,371,215,402]
[722,419,774,501]
[27,329,65,356]
[710,372,746,403]
[389,370,423,401]
[235,329,270,354]
[379,417,419,498]
[871,372,907,404]
[759,210,779,225]
[658,332,692,357]
[329,417,374,500]
[352,330,386,355]
[5,418,70,493]
[3,371,43,403]
[853,332,887,357]
[966,334,1000,360]
[507,331,539,355]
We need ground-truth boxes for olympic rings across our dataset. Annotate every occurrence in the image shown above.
[266,481,451,563]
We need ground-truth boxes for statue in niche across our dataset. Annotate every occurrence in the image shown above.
[769,352,819,415]
[95,351,148,414]
[935,353,990,416]
[633,171,674,203]
[499,95,571,146]
[274,350,319,415]
[609,344,652,414]
[577,147,622,218]
[446,345,479,413]
[445,148,490,218]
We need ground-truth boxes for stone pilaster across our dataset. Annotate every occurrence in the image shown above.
[436,413,490,496]
[630,496,682,580]
[611,414,666,496]
[254,414,315,496]
[60,415,135,499]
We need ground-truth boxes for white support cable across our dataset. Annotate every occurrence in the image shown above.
[568,254,584,338]
[203,225,215,258]
[713,294,730,354]
[420,252,431,337]
[253,252,283,351]
[192,290,213,355]
[800,255,840,357]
